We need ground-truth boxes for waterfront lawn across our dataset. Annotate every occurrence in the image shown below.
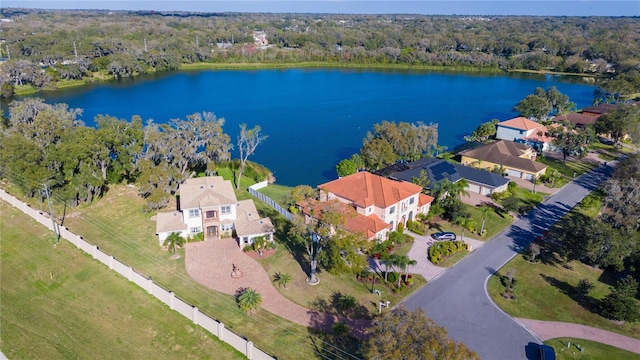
[258,184,294,205]
[0,202,243,360]
[256,242,426,318]
[545,338,639,360]
[48,185,334,360]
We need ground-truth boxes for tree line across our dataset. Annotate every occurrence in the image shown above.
[0,97,266,209]
[1,9,639,98]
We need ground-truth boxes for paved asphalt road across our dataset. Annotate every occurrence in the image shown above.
[403,164,614,360]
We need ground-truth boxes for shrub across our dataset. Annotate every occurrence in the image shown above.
[386,272,399,284]
[428,240,468,265]
[407,219,426,235]
[397,222,405,234]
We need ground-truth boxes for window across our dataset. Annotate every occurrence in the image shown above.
[190,227,202,234]
[221,205,231,214]
[188,209,200,218]
[389,206,395,214]
[368,207,372,213]
[409,197,415,205]
[401,202,407,212]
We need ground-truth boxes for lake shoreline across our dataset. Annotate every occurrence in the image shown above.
[14,68,597,187]
[11,61,601,97]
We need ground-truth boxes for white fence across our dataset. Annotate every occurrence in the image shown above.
[0,188,273,360]
[248,182,294,221]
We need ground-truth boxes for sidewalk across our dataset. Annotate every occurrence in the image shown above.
[518,318,640,354]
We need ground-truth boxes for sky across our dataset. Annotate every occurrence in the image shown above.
[3,1,639,16]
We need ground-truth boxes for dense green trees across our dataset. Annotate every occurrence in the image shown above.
[464,119,498,142]
[552,155,640,272]
[546,122,593,162]
[514,86,574,120]
[363,306,480,360]
[359,121,439,170]
[0,98,234,210]
[2,9,639,98]
[595,104,640,146]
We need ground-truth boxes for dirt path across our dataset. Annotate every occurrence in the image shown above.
[518,318,640,354]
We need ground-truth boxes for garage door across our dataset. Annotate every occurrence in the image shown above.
[524,173,534,181]
[507,169,522,178]
[467,183,480,194]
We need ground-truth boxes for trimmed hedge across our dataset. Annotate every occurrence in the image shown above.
[428,240,468,265]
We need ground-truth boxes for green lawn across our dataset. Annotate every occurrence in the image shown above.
[256,242,426,318]
[488,254,640,340]
[258,184,294,205]
[34,185,336,360]
[545,338,640,360]
[488,189,640,340]
[537,154,599,188]
[0,202,243,360]
[426,203,513,241]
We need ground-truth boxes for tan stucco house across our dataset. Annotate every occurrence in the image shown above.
[309,172,433,241]
[156,176,274,247]
[460,140,547,181]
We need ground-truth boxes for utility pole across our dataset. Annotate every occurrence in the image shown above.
[73,41,78,58]
[43,183,59,244]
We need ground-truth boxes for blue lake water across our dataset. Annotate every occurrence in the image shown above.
[13,69,597,186]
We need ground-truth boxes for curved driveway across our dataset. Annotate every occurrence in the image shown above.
[403,164,614,359]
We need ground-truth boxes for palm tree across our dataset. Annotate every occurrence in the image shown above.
[237,288,262,314]
[163,232,185,255]
[450,178,470,200]
[381,253,401,282]
[252,236,268,256]
[454,216,469,239]
[332,322,350,344]
[336,294,357,314]
[272,272,292,288]
[479,205,492,236]
[395,255,417,287]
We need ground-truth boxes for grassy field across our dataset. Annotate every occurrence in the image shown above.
[545,338,640,360]
[31,185,339,360]
[0,202,243,360]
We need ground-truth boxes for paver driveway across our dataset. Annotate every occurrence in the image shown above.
[185,237,369,336]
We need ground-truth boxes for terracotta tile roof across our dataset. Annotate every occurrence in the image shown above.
[300,200,390,240]
[156,211,186,234]
[461,140,547,173]
[498,117,545,131]
[179,176,237,209]
[419,193,435,207]
[554,112,600,126]
[234,199,274,237]
[319,172,422,209]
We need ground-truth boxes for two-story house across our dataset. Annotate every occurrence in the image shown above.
[156,176,274,247]
[314,172,433,240]
[496,116,551,152]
